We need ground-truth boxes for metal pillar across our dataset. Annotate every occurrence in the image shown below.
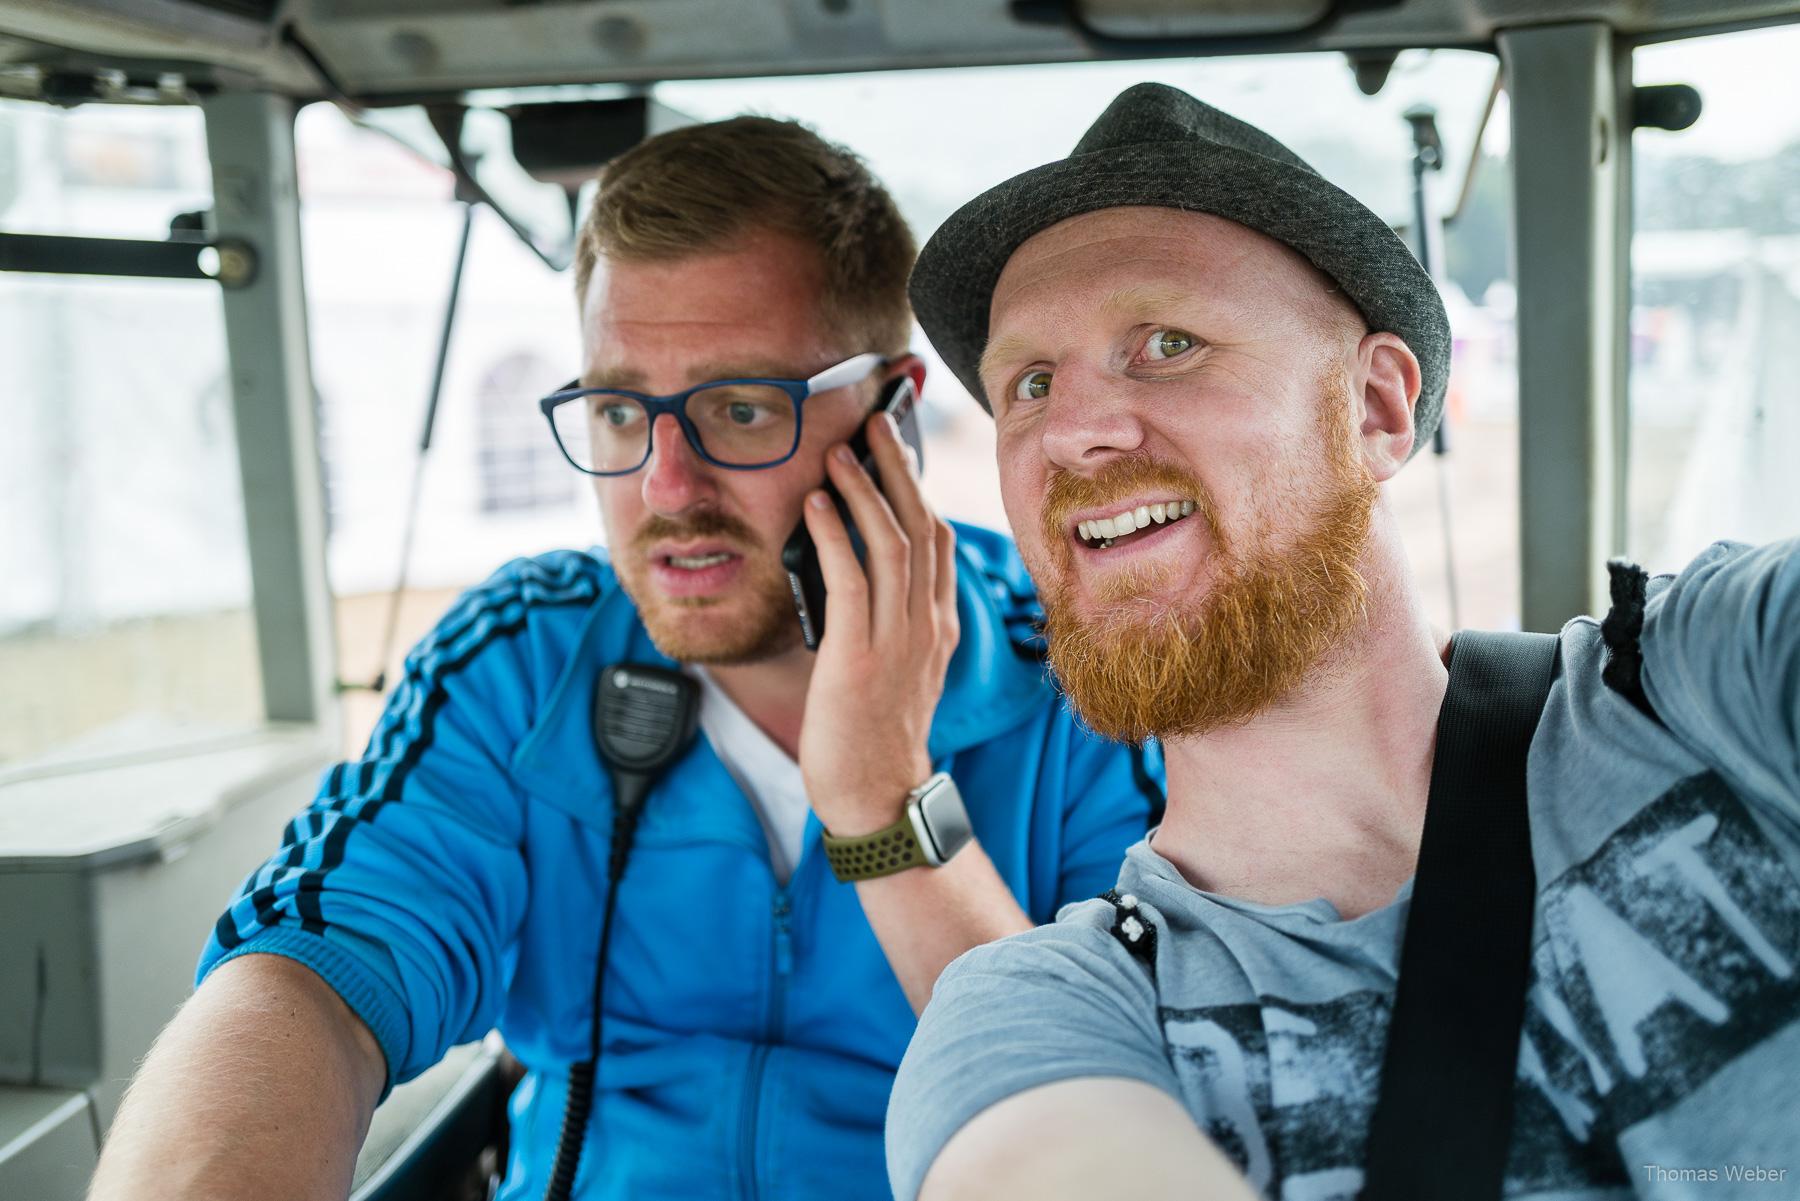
[201,92,337,728]
[1498,23,1630,631]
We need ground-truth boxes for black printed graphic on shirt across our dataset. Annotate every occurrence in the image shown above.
[1154,772,1800,1200]
[1527,772,1800,1137]
[1161,991,1387,1199]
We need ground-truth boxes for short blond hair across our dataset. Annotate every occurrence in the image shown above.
[575,116,916,357]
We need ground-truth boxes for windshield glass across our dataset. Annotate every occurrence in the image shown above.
[303,51,1511,747]
[661,50,1518,628]
[659,51,1495,237]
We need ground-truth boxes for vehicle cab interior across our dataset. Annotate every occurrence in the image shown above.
[3,0,1798,1197]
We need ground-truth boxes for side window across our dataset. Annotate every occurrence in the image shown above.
[0,100,262,768]
[476,353,574,514]
[1629,25,1800,573]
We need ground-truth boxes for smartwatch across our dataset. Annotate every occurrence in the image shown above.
[822,772,973,882]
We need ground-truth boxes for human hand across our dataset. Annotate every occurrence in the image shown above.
[797,410,959,836]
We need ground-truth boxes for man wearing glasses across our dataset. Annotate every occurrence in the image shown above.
[90,117,1155,1201]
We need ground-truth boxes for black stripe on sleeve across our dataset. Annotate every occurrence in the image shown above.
[212,559,601,949]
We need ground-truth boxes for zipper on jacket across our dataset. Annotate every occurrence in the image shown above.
[737,1042,769,1201]
[771,889,794,992]
[741,887,795,1201]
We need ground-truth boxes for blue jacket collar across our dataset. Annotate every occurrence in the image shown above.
[511,527,1051,806]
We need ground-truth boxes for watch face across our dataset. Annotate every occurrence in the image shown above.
[917,776,974,863]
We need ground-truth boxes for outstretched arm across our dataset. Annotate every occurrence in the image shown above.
[1643,538,1800,813]
[88,954,385,1201]
[921,1078,1258,1201]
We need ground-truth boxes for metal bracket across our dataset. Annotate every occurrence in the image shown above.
[0,231,258,288]
[1631,83,1702,131]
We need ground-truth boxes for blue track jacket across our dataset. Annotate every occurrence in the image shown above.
[198,523,1158,1200]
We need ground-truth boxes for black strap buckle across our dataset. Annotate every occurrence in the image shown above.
[1100,888,1157,966]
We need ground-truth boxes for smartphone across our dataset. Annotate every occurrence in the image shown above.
[781,375,924,651]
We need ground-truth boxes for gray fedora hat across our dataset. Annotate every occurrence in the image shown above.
[910,82,1450,457]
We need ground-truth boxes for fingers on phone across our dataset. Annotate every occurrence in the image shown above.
[826,438,910,633]
[862,413,940,625]
[804,488,869,643]
[819,444,894,635]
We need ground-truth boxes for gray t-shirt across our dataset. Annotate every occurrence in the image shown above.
[888,540,1800,1201]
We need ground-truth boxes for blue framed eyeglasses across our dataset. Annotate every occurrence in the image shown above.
[538,352,885,477]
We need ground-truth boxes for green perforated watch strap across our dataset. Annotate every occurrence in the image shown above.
[822,814,927,882]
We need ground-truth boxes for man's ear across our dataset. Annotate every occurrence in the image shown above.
[887,352,927,394]
[1355,333,1421,481]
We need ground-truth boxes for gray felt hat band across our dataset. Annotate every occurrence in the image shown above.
[909,82,1450,459]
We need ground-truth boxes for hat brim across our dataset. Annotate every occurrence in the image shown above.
[910,140,1450,457]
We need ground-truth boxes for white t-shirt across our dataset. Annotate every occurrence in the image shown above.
[693,667,811,884]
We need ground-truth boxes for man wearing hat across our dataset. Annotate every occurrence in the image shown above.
[884,82,1800,1200]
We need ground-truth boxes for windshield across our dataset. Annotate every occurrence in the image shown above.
[306,52,1516,750]
[661,51,1516,626]
[1,51,1514,762]
[658,51,1495,241]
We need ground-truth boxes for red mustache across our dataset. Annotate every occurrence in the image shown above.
[632,510,760,553]
[1040,456,1219,551]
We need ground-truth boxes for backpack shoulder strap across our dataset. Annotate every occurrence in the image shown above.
[1361,629,1560,1201]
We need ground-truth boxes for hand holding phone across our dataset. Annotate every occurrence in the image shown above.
[781,375,924,650]
[793,383,959,840]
